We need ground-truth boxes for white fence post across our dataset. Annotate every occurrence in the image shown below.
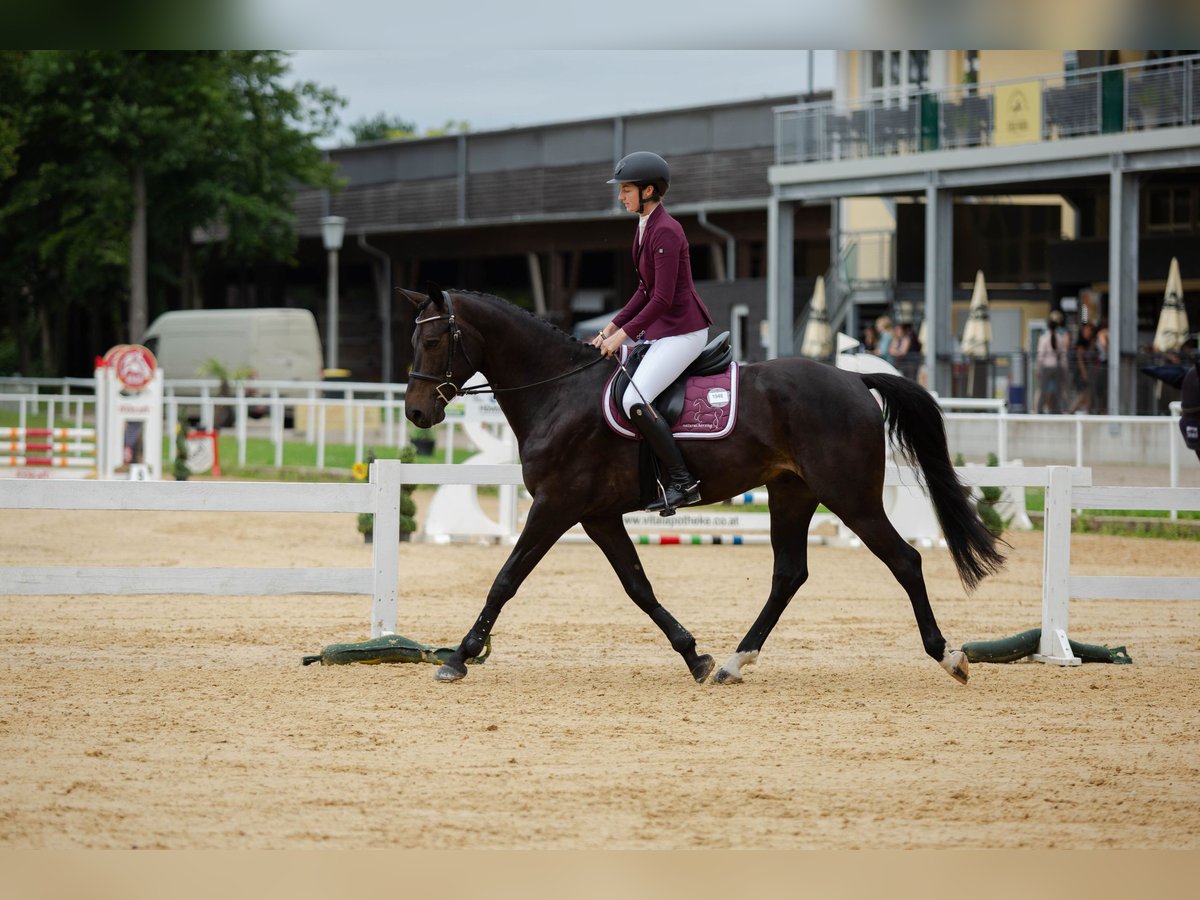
[370,460,402,637]
[1168,404,1180,520]
[1034,465,1082,665]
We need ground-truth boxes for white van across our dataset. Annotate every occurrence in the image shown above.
[143,308,324,387]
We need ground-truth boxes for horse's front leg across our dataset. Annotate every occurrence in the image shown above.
[714,476,818,684]
[435,498,576,682]
[581,514,714,683]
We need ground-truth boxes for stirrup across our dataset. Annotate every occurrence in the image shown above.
[645,480,701,517]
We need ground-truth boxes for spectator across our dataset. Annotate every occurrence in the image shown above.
[1090,321,1109,414]
[874,315,893,359]
[892,321,921,380]
[1067,321,1096,413]
[860,323,879,354]
[1035,310,1069,413]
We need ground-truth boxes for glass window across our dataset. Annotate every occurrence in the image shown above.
[1173,188,1193,229]
[1148,188,1171,229]
[870,51,885,89]
[908,50,929,88]
[1146,186,1195,232]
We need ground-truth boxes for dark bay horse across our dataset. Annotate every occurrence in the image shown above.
[400,285,1005,685]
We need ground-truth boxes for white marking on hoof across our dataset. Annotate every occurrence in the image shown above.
[714,650,758,685]
[434,664,467,683]
[941,648,969,684]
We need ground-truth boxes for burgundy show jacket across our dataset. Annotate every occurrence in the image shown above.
[611,205,713,341]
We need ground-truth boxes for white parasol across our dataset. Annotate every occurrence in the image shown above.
[1152,257,1189,353]
[960,270,992,358]
[800,276,833,358]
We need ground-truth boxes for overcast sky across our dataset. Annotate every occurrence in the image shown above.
[285,50,836,148]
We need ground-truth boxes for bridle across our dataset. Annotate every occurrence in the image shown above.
[409,291,608,404]
[408,292,481,404]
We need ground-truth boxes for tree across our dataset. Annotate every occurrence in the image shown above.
[423,119,471,137]
[350,113,417,143]
[0,51,345,376]
[350,113,470,144]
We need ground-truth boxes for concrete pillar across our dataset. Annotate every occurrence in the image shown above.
[767,196,795,359]
[924,180,953,395]
[1108,158,1139,416]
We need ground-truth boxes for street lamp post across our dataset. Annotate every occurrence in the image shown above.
[320,216,347,371]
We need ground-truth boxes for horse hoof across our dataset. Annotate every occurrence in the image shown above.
[943,649,969,685]
[712,668,743,685]
[434,662,467,682]
[690,654,715,683]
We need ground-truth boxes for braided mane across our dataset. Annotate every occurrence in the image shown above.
[456,289,597,353]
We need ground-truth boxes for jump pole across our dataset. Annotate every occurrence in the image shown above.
[558,532,774,546]
[0,427,97,479]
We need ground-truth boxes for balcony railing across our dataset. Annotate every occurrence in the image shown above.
[776,54,1200,165]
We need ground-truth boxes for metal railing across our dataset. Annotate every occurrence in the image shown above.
[776,54,1200,165]
[3,375,1195,487]
[793,230,895,350]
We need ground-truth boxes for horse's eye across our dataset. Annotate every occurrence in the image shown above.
[423,337,440,350]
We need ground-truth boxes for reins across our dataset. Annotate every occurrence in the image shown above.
[410,291,608,402]
[457,355,607,395]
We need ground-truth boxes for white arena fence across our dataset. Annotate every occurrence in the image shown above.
[16,461,1181,664]
[0,462,521,639]
[4,377,1194,490]
[2,461,397,638]
[1037,466,1200,665]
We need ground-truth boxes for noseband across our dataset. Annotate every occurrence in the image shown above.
[409,292,480,404]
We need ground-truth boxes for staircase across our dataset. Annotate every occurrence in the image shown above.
[793,231,894,352]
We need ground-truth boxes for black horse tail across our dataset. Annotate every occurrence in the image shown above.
[861,373,1007,591]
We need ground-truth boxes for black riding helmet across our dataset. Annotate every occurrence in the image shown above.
[608,151,670,207]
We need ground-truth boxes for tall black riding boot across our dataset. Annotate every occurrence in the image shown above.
[629,403,701,516]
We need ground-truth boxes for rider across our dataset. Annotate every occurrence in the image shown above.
[591,151,713,515]
[1181,360,1200,462]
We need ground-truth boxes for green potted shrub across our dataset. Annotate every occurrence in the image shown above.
[396,444,419,541]
[356,446,419,543]
[197,358,255,428]
[173,410,190,481]
[410,425,436,456]
[955,452,1009,538]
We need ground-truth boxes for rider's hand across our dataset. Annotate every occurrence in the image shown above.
[598,328,627,358]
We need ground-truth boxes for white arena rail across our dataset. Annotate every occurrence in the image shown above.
[26,459,1199,670]
[2,462,398,637]
[1037,466,1200,665]
[0,462,525,639]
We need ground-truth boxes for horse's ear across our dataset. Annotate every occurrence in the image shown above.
[395,288,425,309]
[423,281,445,309]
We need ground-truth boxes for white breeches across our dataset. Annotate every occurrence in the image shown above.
[622,328,709,416]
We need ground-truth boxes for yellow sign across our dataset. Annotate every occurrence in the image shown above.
[993,81,1042,146]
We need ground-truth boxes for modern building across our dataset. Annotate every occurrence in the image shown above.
[770,50,1199,413]
[257,92,830,385]
[222,50,1197,415]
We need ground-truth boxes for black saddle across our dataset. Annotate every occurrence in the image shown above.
[610,331,733,424]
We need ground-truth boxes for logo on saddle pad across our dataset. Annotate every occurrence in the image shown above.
[603,350,739,440]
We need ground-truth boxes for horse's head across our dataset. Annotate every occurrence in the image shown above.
[400,283,483,428]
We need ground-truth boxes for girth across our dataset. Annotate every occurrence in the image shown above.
[610,331,733,424]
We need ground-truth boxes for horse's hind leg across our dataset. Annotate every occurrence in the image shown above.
[714,475,819,685]
[581,515,714,683]
[835,502,969,684]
